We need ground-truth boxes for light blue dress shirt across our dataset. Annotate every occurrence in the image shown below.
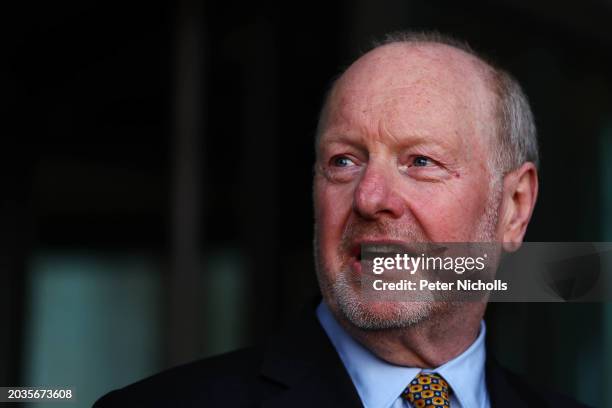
[316,302,490,408]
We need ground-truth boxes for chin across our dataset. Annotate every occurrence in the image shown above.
[331,281,436,331]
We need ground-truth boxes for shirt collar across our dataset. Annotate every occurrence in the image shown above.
[316,301,487,408]
[422,319,487,408]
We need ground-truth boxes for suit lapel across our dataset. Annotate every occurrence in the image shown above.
[259,374,362,408]
[260,302,542,408]
[485,358,529,408]
[259,302,363,408]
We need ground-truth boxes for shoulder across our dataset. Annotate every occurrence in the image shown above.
[505,368,589,407]
[93,346,280,408]
[486,359,591,407]
[92,301,357,408]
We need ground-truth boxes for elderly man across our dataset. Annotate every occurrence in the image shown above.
[94,32,587,408]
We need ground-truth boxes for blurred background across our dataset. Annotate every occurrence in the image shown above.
[3,0,612,406]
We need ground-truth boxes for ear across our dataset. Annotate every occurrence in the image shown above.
[499,162,539,252]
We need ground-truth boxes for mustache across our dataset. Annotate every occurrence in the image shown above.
[339,218,428,255]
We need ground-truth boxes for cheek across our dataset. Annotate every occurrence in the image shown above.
[408,180,491,241]
[314,180,354,255]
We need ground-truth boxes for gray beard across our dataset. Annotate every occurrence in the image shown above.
[314,178,503,331]
[332,275,437,329]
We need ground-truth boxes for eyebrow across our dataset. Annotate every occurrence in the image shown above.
[321,130,458,155]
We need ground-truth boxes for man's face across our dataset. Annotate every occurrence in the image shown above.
[313,43,502,329]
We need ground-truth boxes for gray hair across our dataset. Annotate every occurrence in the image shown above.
[317,30,539,175]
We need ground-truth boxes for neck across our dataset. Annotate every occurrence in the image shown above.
[332,303,485,368]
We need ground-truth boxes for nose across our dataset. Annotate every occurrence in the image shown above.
[353,162,405,220]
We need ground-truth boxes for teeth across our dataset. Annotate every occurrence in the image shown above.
[360,243,447,256]
[363,245,405,253]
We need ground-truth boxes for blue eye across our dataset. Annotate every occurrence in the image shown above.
[413,156,431,167]
[332,156,355,167]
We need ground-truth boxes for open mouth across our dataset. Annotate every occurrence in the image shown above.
[349,241,405,265]
[350,241,448,262]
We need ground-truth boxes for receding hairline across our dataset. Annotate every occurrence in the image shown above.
[316,39,500,145]
[316,33,539,173]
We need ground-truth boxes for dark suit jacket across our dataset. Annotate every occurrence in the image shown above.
[94,304,589,408]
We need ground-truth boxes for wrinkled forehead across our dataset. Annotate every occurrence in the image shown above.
[321,43,497,146]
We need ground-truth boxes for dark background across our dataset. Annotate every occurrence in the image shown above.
[3,0,612,407]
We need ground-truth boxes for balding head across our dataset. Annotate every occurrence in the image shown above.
[316,32,538,177]
[321,41,497,175]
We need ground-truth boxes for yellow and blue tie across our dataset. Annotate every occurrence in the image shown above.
[401,372,451,407]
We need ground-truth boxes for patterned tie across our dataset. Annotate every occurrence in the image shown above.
[401,372,451,407]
